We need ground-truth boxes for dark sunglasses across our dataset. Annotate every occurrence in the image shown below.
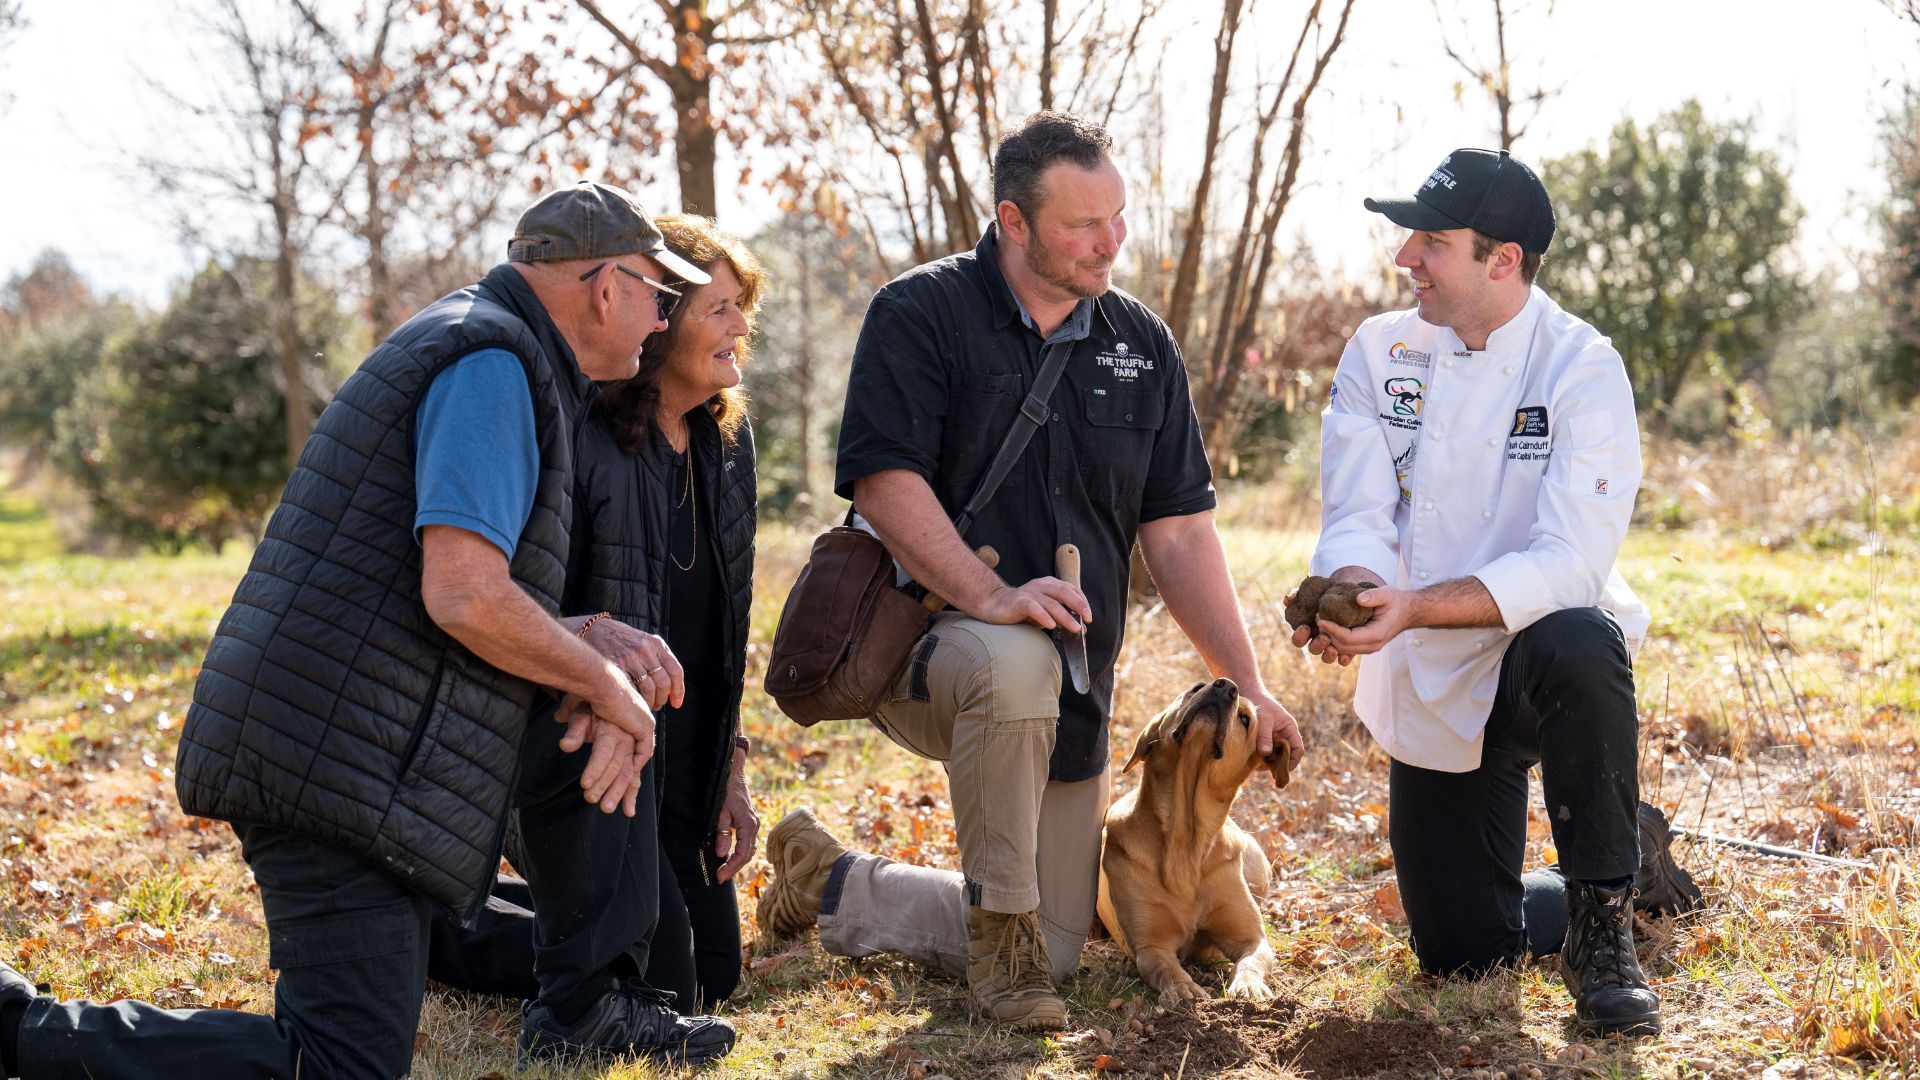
[579,261,684,320]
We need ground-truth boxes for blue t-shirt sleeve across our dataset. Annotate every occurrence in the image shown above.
[413,349,539,560]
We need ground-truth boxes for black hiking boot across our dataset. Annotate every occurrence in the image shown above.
[1560,880,1662,1037]
[517,983,736,1068]
[1632,801,1703,917]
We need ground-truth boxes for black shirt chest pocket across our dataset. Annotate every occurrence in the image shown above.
[941,370,1026,493]
[1079,387,1164,505]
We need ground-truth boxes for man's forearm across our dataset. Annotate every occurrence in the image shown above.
[1409,576,1504,630]
[1139,512,1265,690]
[1329,564,1387,587]
[420,528,626,703]
[854,469,1005,613]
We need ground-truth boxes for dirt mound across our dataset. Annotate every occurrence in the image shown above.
[1277,1010,1451,1077]
[1112,1001,1448,1078]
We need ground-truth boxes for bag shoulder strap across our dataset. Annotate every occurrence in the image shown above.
[952,339,1075,539]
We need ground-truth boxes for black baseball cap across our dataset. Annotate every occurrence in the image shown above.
[1364,148,1556,254]
[508,181,711,285]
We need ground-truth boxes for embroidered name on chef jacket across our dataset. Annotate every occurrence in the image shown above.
[1507,405,1550,462]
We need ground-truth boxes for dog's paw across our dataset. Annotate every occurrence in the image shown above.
[1156,978,1209,1011]
[1224,971,1276,1003]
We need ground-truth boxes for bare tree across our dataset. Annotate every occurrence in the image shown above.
[567,0,794,216]
[142,0,344,470]
[290,0,529,338]
[775,0,1161,275]
[1431,0,1560,149]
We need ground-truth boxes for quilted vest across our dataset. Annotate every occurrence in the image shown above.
[176,264,589,919]
[571,406,756,880]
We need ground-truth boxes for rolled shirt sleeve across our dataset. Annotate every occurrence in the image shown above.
[1471,344,1642,633]
[1138,327,1217,522]
[414,348,539,559]
[1310,336,1402,586]
[834,294,950,500]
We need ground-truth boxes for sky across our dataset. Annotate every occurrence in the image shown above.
[0,0,1914,307]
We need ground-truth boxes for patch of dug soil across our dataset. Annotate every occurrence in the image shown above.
[1278,1010,1451,1077]
[1114,1002,1446,1078]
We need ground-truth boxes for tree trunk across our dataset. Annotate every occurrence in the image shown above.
[360,103,393,339]
[272,200,310,471]
[671,1,718,215]
[1040,0,1056,111]
[1163,0,1241,354]
[795,256,817,500]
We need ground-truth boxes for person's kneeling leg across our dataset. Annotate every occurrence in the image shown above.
[1388,754,1533,978]
[1511,607,1660,1037]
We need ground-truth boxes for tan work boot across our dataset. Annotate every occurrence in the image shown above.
[757,809,850,937]
[967,907,1069,1031]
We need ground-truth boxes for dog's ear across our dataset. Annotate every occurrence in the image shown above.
[1263,749,1292,790]
[1124,727,1159,773]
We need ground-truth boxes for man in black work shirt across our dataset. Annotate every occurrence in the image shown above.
[759,111,1304,1031]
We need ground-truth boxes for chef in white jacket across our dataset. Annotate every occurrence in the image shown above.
[1294,148,1698,1039]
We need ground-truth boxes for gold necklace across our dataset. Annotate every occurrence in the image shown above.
[671,453,697,571]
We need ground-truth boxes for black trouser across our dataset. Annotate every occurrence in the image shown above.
[16,821,529,1079]
[424,713,665,1022]
[1388,607,1641,978]
[647,841,742,1012]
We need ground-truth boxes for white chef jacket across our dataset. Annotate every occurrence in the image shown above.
[1311,286,1650,773]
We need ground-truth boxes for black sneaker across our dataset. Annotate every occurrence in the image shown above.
[1633,802,1703,917]
[1560,880,1661,1037]
[517,984,736,1068]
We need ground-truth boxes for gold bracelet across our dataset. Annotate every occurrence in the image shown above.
[577,611,612,637]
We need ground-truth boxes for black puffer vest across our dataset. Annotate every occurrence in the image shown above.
[176,264,591,919]
[571,405,755,882]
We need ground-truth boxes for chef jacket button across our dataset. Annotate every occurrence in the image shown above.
[1503,365,1516,375]
[1443,360,1453,369]
[1487,437,1498,447]
[1410,638,1423,647]
[1474,641,1485,650]
[1423,501,1434,511]
[1418,571,1430,581]
[1482,509,1493,519]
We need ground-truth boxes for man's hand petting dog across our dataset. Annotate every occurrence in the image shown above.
[1244,685,1305,771]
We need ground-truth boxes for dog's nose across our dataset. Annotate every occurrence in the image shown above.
[1211,678,1238,699]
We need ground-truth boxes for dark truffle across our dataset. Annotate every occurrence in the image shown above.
[1316,582,1375,628]
[1285,576,1334,631]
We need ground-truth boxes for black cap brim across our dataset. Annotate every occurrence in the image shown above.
[1364,195,1469,234]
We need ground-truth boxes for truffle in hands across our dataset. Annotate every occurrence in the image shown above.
[1315,582,1375,629]
[1285,576,1334,631]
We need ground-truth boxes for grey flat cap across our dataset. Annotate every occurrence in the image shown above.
[507,181,711,285]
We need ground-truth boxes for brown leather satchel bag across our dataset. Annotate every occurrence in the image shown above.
[762,341,1075,726]
[761,525,932,726]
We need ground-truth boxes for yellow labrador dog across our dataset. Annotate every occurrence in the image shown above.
[1097,678,1285,1008]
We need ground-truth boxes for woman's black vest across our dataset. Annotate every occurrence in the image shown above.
[570,405,756,881]
[176,264,590,919]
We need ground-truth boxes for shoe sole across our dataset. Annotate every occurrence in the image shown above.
[1575,1010,1662,1038]
[517,1042,734,1071]
[758,811,839,936]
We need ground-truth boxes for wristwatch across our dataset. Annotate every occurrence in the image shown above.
[733,734,751,756]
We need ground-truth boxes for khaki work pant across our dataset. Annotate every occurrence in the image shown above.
[817,613,1109,983]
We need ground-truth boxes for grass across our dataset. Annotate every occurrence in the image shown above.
[1,424,1918,1077]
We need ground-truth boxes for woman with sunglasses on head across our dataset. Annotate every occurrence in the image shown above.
[580,215,764,1012]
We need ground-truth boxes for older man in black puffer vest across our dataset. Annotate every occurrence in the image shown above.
[0,184,735,1079]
